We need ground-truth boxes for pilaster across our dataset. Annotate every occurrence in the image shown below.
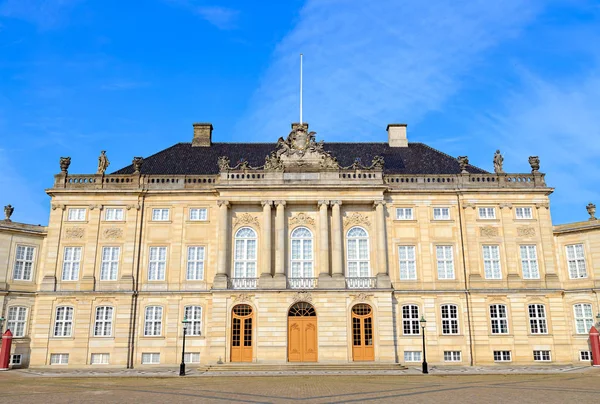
[213,200,230,289]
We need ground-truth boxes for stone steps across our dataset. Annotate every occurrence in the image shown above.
[199,363,408,372]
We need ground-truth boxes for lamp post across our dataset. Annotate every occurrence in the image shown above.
[420,315,428,374]
[179,316,190,376]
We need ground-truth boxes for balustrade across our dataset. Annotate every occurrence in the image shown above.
[288,278,318,289]
[229,278,258,290]
[346,277,377,289]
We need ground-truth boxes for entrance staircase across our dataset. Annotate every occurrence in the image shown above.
[198,363,407,373]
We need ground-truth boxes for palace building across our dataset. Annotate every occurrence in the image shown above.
[1,122,599,368]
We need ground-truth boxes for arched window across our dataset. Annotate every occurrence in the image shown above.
[290,227,313,278]
[346,227,370,277]
[234,227,257,278]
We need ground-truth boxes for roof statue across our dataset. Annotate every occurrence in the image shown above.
[59,156,71,174]
[273,124,339,170]
[587,203,596,221]
[493,150,504,174]
[529,156,540,173]
[4,204,14,221]
[97,151,110,175]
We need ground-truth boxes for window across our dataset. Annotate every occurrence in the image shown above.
[573,303,594,334]
[478,207,496,219]
[290,227,314,278]
[7,306,27,337]
[493,351,512,362]
[91,353,110,365]
[93,306,113,337]
[398,246,417,280]
[404,351,422,362]
[13,245,35,281]
[396,208,414,220]
[141,353,160,364]
[184,353,201,363]
[515,207,533,219]
[482,245,502,279]
[10,354,22,365]
[520,245,539,279]
[234,227,257,278]
[402,305,420,335]
[148,247,167,281]
[490,304,508,334]
[67,208,86,221]
[184,306,202,336]
[62,247,82,281]
[100,247,120,281]
[436,246,454,279]
[53,306,74,337]
[186,246,205,280]
[50,353,69,365]
[151,208,169,221]
[528,304,548,334]
[144,306,162,336]
[533,350,551,361]
[104,208,124,221]
[347,227,370,278]
[189,208,208,221]
[580,351,592,361]
[566,244,587,279]
[441,304,459,335]
[444,351,462,362]
[433,207,450,220]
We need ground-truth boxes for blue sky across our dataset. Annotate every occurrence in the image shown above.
[1,0,599,225]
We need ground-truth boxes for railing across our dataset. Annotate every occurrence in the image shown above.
[346,277,377,289]
[384,173,546,189]
[229,278,258,290]
[54,173,219,190]
[288,277,318,289]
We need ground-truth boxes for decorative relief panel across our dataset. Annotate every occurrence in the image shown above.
[289,213,315,227]
[102,228,123,239]
[233,213,260,229]
[292,291,313,303]
[480,226,499,237]
[517,227,536,237]
[231,293,253,303]
[351,293,374,302]
[344,212,371,228]
[65,227,85,239]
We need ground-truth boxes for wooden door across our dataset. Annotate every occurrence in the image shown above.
[352,304,374,361]
[288,303,318,362]
[231,304,253,362]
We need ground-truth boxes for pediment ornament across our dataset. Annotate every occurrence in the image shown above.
[292,291,313,303]
[351,293,373,302]
[344,212,371,228]
[289,213,315,227]
[233,213,260,229]
[231,293,253,303]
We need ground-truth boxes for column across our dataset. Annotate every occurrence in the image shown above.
[318,200,330,278]
[214,200,229,289]
[331,201,344,280]
[260,200,273,279]
[374,200,391,288]
[273,200,287,288]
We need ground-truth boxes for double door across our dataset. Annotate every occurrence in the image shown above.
[231,305,253,362]
[352,304,374,361]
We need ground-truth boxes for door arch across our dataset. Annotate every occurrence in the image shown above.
[351,303,374,361]
[231,304,253,362]
[288,302,318,362]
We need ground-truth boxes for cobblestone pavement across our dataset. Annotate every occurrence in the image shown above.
[2,368,599,403]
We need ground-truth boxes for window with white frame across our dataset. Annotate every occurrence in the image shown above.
[398,246,417,280]
[151,208,169,221]
[7,306,27,337]
[441,304,459,335]
[93,306,113,337]
[402,305,420,335]
[404,351,422,362]
[290,227,314,279]
[184,352,201,363]
[184,306,202,336]
[67,208,86,221]
[482,245,502,279]
[141,353,160,364]
[580,351,592,361]
[50,353,69,365]
[566,244,587,279]
[528,304,548,334]
[104,208,124,221]
[515,207,533,219]
[13,245,35,281]
[489,304,508,334]
[234,227,257,278]
[433,207,450,220]
[573,303,594,334]
[520,245,540,279]
[444,351,462,362]
[396,208,414,220]
[186,246,205,280]
[144,306,162,336]
[436,246,454,279]
[62,246,82,281]
[53,306,74,337]
[346,227,370,278]
[533,350,551,361]
[91,353,110,365]
[100,246,120,281]
[148,247,167,281]
[10,354,22,365]
[478,207,496,219]
[493,351,512,362]
[189,208,208,221]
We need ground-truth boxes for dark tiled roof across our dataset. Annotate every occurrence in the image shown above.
[112,142,487,175]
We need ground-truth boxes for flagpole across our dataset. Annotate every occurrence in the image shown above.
[300,53,303,125]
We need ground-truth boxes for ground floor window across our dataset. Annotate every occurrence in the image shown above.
[403,351,421,362]
[50,354,69,365]
[184,353,201,363]
[10,355,22,365]
[580,351,591,361]
[141,353,160,364]
[444,351,462,362]
[91,353,110,365]
[533,350,551,361]
[493,351,512,362]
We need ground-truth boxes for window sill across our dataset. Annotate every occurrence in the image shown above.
[185,220,210,224]
[50,336,75,340]
[140,336,165,339]
[439,334,462,337]
[393,219,417,223]
[103,220,126,224]
[149,221,172,224]
[90,336,115,340]
[489,333,512,337]
[431,219,454,223]
[476,218,500,222]
[66,221,88,224]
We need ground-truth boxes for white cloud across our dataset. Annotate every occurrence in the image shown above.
[164,1,238,29]
[0,0,82,30]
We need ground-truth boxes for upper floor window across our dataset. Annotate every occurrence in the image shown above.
[67,208,86,221]
[346,227,370,278]
[515,207,533,220]
[482,245,502,279]
[189,208,208,221]
[93,306,113,337]
[433,207,450,220]
[520,245,540,279]
[490,304,508,334]
[402,304,420,335]
[62,247,82,281]
[566,244,587,279]
[398,246,416,280]
[151,208,169,221]
[54,306,74,337]
[528,304,548,334]
[396,208,414,220]
[478,207,496,219]
[184,306,202,336]
[234,227,257,278]
[100,247,120,281]
[436,246,454,279]
[186,246,205,281]
[104,208,124,221]
[13,245,35,281]
[573,303,594,334]
[290,227,313,278]
[148,247,167,281]
[441,304,459,335]
[7,306,27,337]
[144,306,163,336]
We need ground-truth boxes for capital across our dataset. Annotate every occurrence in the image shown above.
[274,200,286,207]
[330,200,342,206]
[217,200,230,208]
[261,200,273,207]
[499,203,513,210]
[318,200,330,208]
[373,200,386,207]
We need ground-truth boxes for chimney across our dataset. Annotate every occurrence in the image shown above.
[192,123,213,147]
[387,123,408,147]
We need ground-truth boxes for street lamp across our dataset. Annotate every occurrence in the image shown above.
[420,315,428,374]
[180,316,190,376]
